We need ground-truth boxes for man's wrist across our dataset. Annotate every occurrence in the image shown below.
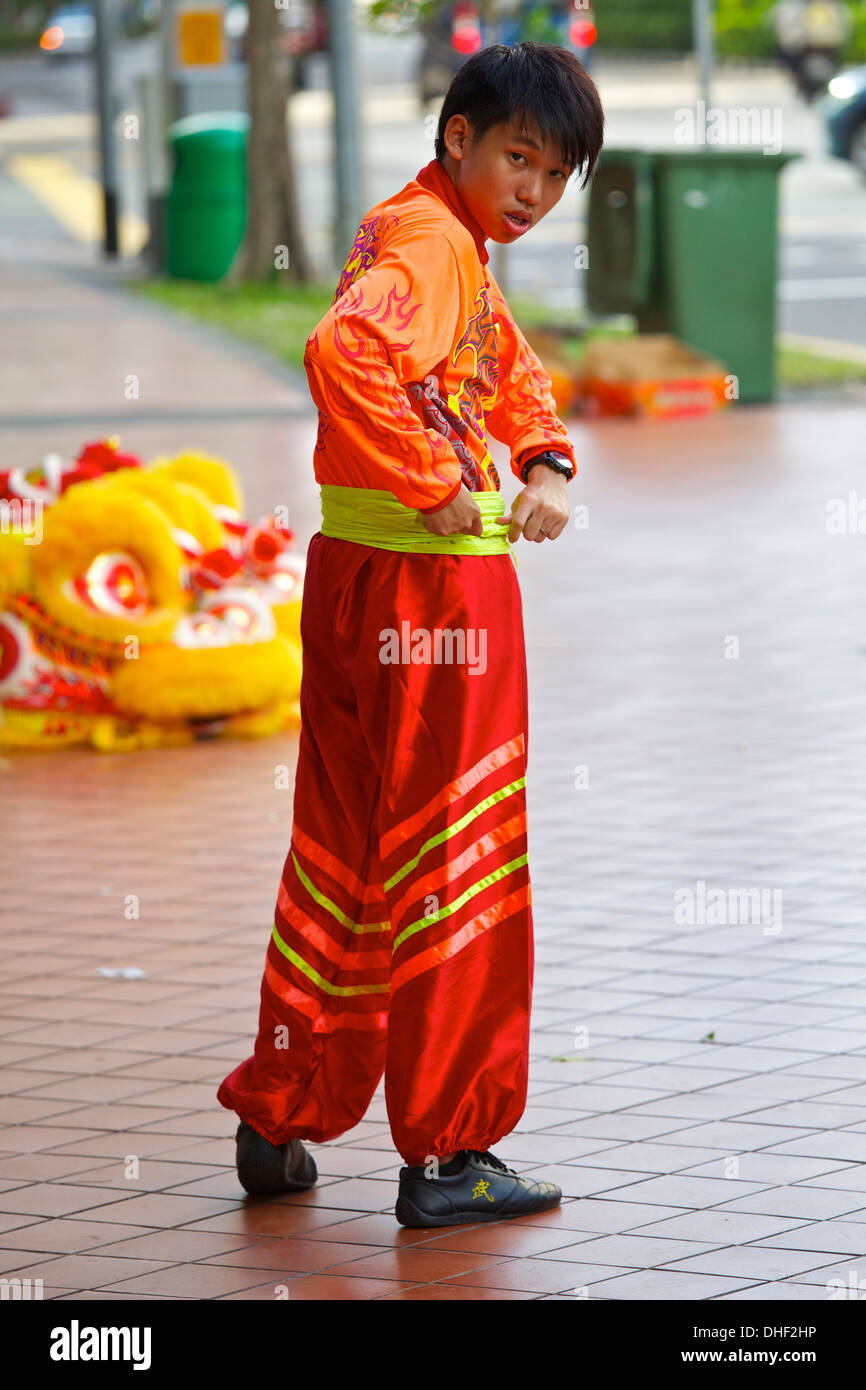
[520,450,574,485]
[417,478,463,514]
[526,462,569,487]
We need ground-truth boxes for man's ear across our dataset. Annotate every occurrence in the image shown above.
[444,114,469,161]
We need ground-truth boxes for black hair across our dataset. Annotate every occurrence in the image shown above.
[434,42,605,190]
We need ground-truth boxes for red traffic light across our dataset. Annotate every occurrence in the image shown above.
[453,20,482,55]
[570,18,597,47]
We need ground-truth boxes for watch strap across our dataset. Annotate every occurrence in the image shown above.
[520,450,574,485]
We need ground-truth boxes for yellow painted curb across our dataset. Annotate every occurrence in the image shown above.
[7,152,148,256]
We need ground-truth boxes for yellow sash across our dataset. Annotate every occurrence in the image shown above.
[319,484,516,561]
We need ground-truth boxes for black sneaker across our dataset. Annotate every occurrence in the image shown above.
[234,1120,318,1196]
[395,1149,561,1227]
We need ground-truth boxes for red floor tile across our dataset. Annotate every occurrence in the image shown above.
[441,1257,598,1295]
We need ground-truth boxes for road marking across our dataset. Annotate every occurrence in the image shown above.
[782,215,866,236]
[778,276,866,299]
[782,245,822,267]
[7,153,147,254]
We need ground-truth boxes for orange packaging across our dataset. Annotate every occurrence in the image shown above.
[578,334,733,419]
[521,328,583,416]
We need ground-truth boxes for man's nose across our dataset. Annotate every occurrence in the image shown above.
[515,178,542,207]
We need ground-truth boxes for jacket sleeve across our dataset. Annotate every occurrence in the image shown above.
[483,267,577,485]
[303,219,465,513]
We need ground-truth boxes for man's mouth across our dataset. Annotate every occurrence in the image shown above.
[503,211,531,235]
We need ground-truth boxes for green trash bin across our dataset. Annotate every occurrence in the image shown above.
[165,112,249,282]
[587,147,799,403]
[585,150,657,316]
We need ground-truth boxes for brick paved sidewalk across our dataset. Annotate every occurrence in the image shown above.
[2,256,866,1301]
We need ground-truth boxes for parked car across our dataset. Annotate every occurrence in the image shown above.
[819,64,866,176]
[39,1,158,56]
[39,3,96,57]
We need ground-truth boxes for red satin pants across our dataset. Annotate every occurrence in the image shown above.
[217,532,533,1165]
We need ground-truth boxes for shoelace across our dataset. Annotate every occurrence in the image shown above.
[466,1149,514,1175]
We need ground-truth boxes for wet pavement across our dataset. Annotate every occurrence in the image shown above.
[2,253,866,1300]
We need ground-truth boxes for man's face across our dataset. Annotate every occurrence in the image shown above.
[442,115,573,243]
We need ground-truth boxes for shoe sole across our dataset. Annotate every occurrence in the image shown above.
[395,1192,561,1228]
[239,1170,317,1196]
[236,1134,318,1196]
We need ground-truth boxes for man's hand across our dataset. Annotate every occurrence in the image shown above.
[495,465,570,544]
[419,483,483,537]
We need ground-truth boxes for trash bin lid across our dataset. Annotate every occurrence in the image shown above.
[168,111,250,148]
[597,146,799,171]
[653,149,800,170]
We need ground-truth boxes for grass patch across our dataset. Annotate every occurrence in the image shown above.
[130,275,866,392]
[776,344,866,389]
[131,277,335,373]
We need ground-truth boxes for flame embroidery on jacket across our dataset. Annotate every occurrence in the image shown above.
[308,288,458,498]
[406,375,500,493]
[332,212,400,305]
[311,215,501,495]
[452,286,499,415]
[403,286,500,493]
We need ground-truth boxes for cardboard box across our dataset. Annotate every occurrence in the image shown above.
[578,334,733,419]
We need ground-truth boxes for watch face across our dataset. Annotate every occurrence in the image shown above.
[523,452,572,483]
[536,454,570,471]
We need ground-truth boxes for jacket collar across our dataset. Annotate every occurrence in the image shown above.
[414,158,490,266]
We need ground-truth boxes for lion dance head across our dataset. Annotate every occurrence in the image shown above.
[0,438,304,751]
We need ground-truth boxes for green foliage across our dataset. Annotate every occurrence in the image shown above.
[777,343,866,386]
[365,0,691,51]
[519,1,565,45]
[593,0,694,51]
[716,0,778,58]
[0,0,47,48]
[362,0,866,60]
[0,0,52,24]
[365,0,436,34]
[716,0,866,60]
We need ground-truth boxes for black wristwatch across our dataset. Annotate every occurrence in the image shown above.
[520,450,574,485]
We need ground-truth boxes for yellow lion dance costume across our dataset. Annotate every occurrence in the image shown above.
[0,438,304,752]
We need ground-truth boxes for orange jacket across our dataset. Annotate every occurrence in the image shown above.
[303,157,577,515]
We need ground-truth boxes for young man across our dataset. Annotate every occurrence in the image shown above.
[218,43,604,1228]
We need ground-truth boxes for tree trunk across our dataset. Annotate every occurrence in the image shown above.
[230,3,315,283]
